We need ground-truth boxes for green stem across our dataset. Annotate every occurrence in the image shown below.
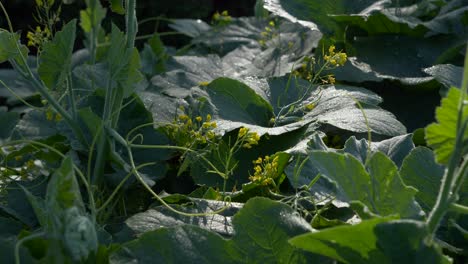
[15,232,45,264]
[106,128,231,217]
[426,45,468,235]
[67,74,77,119]
[126,0,137,49]
[450,203,468,214]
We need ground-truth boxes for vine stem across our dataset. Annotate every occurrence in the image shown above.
[426,45,468,236]
[107,127,232,217]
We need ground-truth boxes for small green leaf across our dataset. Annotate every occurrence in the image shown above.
[80,1,106,33]
[290,219,450,264]
[106,24,143,97]
[0,31,27,64]
[46,156,84,212]
[38,20,77,90]
[425,87,468,164]
[308,151,422,218]
[63,207,98,262]
[400,147,445,212]
[109,0,125,14]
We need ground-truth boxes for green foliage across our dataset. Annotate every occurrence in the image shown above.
[0,0,467,262]
[426,87,468,165]
[38,20,76,90]
[290,218,450,264]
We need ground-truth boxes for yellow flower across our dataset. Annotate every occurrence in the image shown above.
[238,127,248,138]
[178,114,189,121]
[328,75,336,84]
[253,157,262,164]
[328,45,335,54]
[337,53,347,66]
[206,114,212,122]
[198,81,210,86]
[195,116,202,122]
[46,111,54,121]
[305,103,315,111]
[269,21,275,27]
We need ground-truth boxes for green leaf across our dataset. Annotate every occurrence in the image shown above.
[203,77,274,126]
[80,0,106,33]
[0,177,48,227]
[290,219,450,264]
[263,0,377,34]
[399,147,445,213]
[111,225,238,263]
[332,35,456,84]
[118,199,243,240]
[0,111,19,140]
[304,85,406,137]
[46,156,84,212]
[308,151,422,218]
[38,19,77,90]
[343,134,415,167]
[0,31,28,64]
[230,197,319,263]
[0,217,34,264]
[425,87,468,164]
[111,198,323,263]
[140,34,168,76]
[109,0,125,14]
[423,64,464,94]
[169,19,211,38]
[106,24,143,98]
[63,207,98,262]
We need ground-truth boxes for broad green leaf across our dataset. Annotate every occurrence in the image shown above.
[343,134,415,167]
[290,219,450,264]
[80,0,106,33]
[169,19,211,38]
[203,77,274,126]
[399,147,445,212]
[12,110,59,140]
[0,69,36,104]
[423,64,463,94]
[111,198,323,263]
[304,85,406,137]
[263,0,377,34]
[119,199,243,240]
[0,111,19,140]
[109,0,125,14]
[308,151,422,218]
[38,19,76,90]
[0,176,48,227]
[425,87,468,164]
[230,197,320,263]
[333,35,456,84]
[0,31,28,65]
[111,225,238,264]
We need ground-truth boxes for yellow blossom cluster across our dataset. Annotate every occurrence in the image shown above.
[165,108,218,148]
[323,45,347,67]
[26,26,51,49]
[249,155,280,186]
[258,20,277,47]
[238,127,260,149]
[212,10,232,26]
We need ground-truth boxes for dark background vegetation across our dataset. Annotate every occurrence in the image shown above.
[0,0,256,50]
